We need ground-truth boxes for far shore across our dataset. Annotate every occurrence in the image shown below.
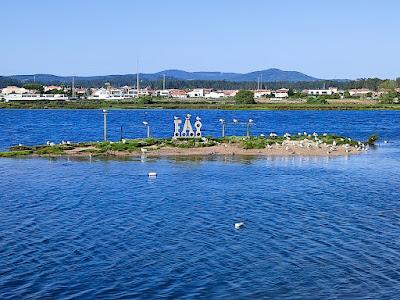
[1,98,400,111]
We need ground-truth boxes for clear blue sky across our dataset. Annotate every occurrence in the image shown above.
[2,0,399,79]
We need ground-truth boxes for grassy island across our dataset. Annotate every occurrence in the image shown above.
[0,133,376,159]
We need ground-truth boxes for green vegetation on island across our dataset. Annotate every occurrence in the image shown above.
[0,133,378,158]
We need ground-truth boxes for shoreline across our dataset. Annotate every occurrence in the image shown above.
[1,100,400,111]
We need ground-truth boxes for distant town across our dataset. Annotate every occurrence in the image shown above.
[1,83,399,102]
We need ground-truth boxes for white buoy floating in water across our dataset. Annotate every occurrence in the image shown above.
[148,172,157,177]
[234,222,245,229]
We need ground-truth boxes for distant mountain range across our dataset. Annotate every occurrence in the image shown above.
[8,68,319,85]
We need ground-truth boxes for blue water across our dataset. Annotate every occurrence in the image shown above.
[1,109,400,299]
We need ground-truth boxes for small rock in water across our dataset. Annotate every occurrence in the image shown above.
[235,222,245,229]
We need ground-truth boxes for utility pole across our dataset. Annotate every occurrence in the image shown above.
[136,59,140,98]
[163,74,166,90]
[219,119,225,137]
[260,74,263,89]
[143,121,150,138]
[246,119,254,137]
[72,76,75,98]
[102,110,108,142]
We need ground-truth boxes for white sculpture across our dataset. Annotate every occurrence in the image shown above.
[173,114,202,139]
[194,117,202,138]
[173,116,182,138]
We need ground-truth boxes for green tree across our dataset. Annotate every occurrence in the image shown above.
[23,83,44,93]
[234,90,255,104]
[378,80,397,91]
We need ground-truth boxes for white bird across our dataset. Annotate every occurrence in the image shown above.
[384,140,388,144]
[234,222,245,229]
[196,116,201,121]
[141,148,148,153]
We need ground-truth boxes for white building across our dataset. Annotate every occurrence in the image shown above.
[170,89,188,98]
[4,94,68,102]
[273,88,289,98]
[254,89,272,99]
[205,91,225,99]
[223,90,239,97]
[187,89,205,98]
[348,88,373,97]
[88,87,153,100]
[154,89,170,97]
[44,85,63,93]
[1,86,27,95]
[308,87,338,96]
[88,88,123,100]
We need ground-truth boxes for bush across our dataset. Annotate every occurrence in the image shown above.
[0,150,33,157]
[234,90,255,104]
[241,137,267,149]
[379,92,399,104]
[307,97,328,104]
[137,96,153,104]
[367,134,379,145]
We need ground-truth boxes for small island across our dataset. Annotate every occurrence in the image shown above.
[0,133,377,159]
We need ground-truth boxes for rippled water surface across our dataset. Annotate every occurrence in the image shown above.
[1,109,400,299]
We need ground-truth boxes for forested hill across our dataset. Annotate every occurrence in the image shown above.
[0,76,21,88]
[8,68,318,86]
